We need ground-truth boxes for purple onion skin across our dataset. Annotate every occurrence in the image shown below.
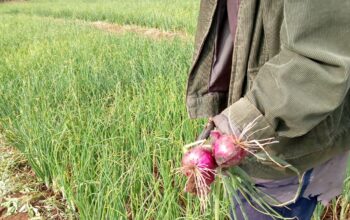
[181,147,217,185]
[211,131,246,168]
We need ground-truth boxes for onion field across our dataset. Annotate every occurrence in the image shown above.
[0,1,349,219]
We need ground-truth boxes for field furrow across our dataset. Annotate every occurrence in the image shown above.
[28,15,193,41]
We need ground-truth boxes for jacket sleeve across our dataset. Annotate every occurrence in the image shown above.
[222,0,350,140]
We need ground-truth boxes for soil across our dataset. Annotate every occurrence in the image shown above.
[91,21,190,41]
[0,213,29,220]
[0,142,76,219]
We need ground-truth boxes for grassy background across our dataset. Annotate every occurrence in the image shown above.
[0,1,349,219]
[0,12,217,219]
[0,0,199,34]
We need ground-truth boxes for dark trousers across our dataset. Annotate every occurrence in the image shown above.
[231,170,318,220]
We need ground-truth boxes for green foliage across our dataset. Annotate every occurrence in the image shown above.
[0,14,210,219]
[0,0,199,34]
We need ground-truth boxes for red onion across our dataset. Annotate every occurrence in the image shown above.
[211,130,247,168]
[181,147,217,192]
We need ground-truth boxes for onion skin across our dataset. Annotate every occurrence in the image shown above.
[181,147,217,189]
[211,131,246,168]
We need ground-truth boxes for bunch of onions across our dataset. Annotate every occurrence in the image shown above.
[180,130,248,210]
[181,131,247,193]
[180,118,295,219]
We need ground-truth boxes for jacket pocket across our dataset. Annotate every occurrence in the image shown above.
[269,120,331,161]
[326,98,350,142]
[313,119,332,146]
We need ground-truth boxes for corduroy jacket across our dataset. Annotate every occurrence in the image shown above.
[186,0,350,179]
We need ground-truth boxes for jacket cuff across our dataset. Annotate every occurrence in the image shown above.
[212,114,241,136]
[221,97,276,140]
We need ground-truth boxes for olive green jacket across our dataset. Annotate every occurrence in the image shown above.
[186,0,350,179]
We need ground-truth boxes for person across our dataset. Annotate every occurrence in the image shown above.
[186,0,350,219]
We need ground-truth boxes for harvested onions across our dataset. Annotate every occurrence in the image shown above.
[211,130,247,168]
[179,118,299,219]
[181,147,217,194]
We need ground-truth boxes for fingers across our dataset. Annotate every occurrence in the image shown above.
[196,119,215,141]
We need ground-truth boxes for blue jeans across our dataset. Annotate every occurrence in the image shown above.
[231,170,318,220]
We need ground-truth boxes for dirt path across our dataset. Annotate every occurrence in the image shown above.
[22,15,193,41]
[45,16,193,41]
[90,21,192,41]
